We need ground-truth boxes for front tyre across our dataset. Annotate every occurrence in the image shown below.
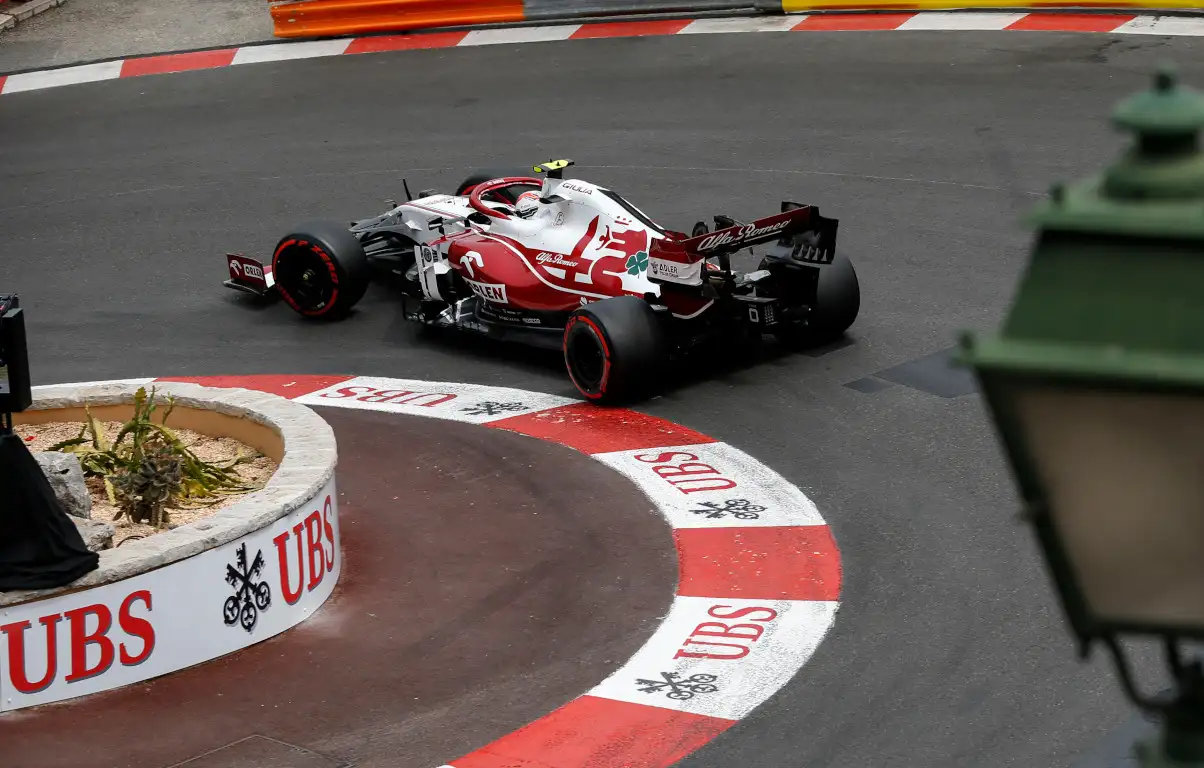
[563,297,667,405]
[272,220,370,321]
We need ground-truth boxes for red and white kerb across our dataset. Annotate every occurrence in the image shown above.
[130,373,843,768]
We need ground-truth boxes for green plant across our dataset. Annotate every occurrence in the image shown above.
[112,437,183,528]
[48,386,262,529]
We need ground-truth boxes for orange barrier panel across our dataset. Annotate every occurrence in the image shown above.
[270,0,526,39]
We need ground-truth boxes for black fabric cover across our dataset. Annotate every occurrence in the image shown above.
[0,432,99,590]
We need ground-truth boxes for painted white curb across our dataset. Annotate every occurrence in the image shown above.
[145,374,844,767]
[3,12,1203,96]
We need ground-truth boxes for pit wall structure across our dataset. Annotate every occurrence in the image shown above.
[0,380,339,713]
[266,0,1204,38]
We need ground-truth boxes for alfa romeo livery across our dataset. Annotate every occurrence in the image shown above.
[222,160,861,403]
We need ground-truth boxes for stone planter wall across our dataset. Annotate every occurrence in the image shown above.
[0,380,340,713]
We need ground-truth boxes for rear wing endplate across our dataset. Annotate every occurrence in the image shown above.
[647,203,838,285]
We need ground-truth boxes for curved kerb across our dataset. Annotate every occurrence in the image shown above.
[1,12,1197,92]
[3,373,840,764]
[153,373,843,768]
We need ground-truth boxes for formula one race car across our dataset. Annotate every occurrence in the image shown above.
[223,159,860,404]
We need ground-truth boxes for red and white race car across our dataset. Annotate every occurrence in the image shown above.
[223,159,860,404]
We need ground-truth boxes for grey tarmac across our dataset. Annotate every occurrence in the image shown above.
[0,28,1194,768]
[0,0,272,73]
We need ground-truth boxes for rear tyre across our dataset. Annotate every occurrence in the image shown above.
[563,297,667,405]
[272,220,370,321]
[763,252,860,349]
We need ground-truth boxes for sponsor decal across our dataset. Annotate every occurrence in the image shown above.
[586,594,836,720]
[554,212,565,227]
[593,443,826,529]
[649,260,679,278]
[460,401,529,417]
[223,544,272,634]
[632,450,737,495]
[272,494,338,606]
[697,220,790,253]
[562,182,593,196]
[0,481,340,712]
[672,604,779,661]
[458,250,484,278]
[315,385,456,408]
[298,377,576,423]
[535,252,578,268]
[0,590,156,695]
[649,257,703,285]
[625,251,649,276]
[228,256,266,285]
[637,672,719,701]
[690,499,766,521]
[465,279,508,305]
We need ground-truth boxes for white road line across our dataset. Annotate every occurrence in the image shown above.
[896,12,1028,30]
[460,25,582,46]
[231,39,353,65]
[678,17,803,34]
[2,60,124,94]
[1114,15,1204,35]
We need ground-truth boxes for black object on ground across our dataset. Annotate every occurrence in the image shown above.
[0,431,99,591]
[1,295,34,415]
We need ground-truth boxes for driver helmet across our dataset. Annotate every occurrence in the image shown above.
[514,190,540,219]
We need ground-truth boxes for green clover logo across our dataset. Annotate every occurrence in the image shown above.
[625,250,649,276]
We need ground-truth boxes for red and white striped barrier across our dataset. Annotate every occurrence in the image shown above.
[3,12,1203,96]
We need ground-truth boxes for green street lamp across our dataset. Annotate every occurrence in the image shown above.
[958,64,1204,768]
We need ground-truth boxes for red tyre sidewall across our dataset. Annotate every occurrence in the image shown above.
[272,237,342,318]
[563,314,611,401]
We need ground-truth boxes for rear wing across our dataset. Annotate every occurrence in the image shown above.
[648,203,838,286]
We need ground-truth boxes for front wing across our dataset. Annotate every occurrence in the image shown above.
[224,253,277,298]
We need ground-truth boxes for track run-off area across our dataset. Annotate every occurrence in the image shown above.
[3,13,1200,767]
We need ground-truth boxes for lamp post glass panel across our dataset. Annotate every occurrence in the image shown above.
[958,64,1204,766]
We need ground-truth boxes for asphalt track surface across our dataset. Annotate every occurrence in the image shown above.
[3,28,1200,767]
[2,407,676,768]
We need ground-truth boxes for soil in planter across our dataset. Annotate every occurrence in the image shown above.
[15,421,278,546]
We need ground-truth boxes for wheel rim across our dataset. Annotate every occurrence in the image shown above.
[566,324,606,394]
[275,244,336,313]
